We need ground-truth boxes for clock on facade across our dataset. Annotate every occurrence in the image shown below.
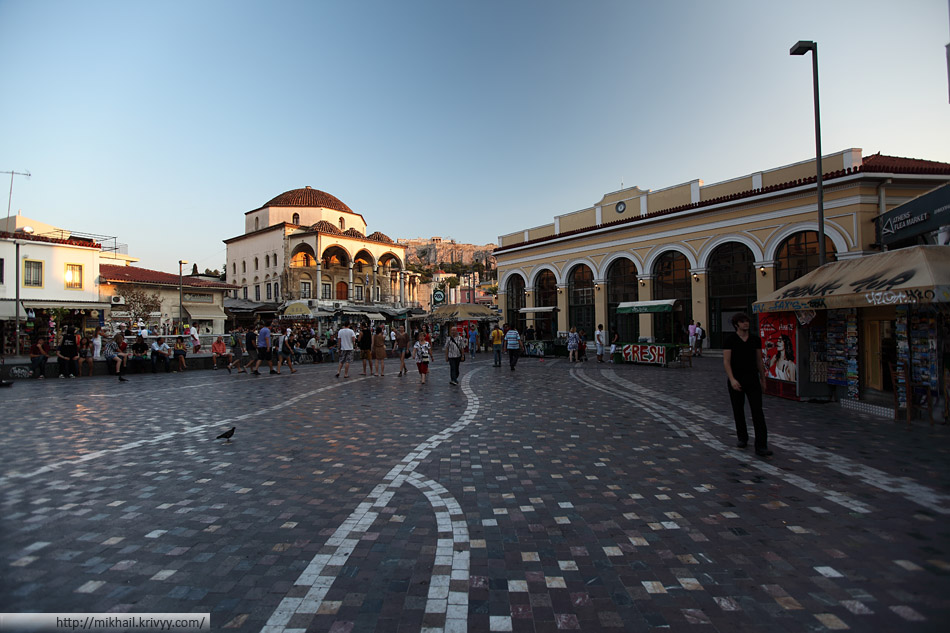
[615,201,626,214]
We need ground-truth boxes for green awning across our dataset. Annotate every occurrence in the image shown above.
[615,299,678,314]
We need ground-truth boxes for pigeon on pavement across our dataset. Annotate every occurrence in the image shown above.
[216,427,236,443]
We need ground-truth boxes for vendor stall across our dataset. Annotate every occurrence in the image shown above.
[754,245,949,422]
[613,299,690,366]
[518,306,559,356]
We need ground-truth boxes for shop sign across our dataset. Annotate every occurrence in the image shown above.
[621,344,666,365]
[879,182,950,245]
[759,312,797,382]
[183,292,213,303]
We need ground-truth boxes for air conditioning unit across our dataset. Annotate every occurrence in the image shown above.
[307,300,314,307]
[333,302,342,309]
[111,296,126,305]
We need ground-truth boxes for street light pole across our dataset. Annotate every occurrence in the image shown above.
[13,226,34,356]
[2,170,31,231]
[790,40,826,266]
[179,260,188,335]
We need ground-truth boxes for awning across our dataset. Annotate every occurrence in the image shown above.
[430,303,497,321]
[184,305,228,320]
[0,300,25,319]
[519,306,558,313]
[23,301,111,310]
[754,245,950,313]
[616,299,678,314]
[282,302,313,317]
[363,312,386,320]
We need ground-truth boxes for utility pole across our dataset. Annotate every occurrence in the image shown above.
[2,170,31,230]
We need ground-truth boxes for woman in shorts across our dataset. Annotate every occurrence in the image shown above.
[173,336,188,372]
[412,332,430,384]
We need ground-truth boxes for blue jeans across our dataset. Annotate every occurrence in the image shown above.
[493,344,502,366]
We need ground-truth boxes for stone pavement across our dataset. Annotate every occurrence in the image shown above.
[2,354,949,632]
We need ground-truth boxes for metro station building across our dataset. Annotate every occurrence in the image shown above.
[494,149,950,348]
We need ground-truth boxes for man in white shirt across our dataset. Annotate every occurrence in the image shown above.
[594,324,606,363]
[335,322,356,378]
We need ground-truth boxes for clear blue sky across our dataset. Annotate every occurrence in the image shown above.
[1,0,948,275]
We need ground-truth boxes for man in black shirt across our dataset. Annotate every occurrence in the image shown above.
[723,312,772,456]
[358,324,373,375]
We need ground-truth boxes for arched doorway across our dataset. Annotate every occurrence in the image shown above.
[568,264,594,339]
[335,281,348,301]
[534,270,557,339]
[606,258,639,343]
[707,243,756,347]
[506,275,526,335]
[774,231,837,289]
[653,251,691,344]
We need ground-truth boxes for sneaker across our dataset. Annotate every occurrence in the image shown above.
[226,366,232,374]
[212,366,217,370]
[118,376,128,382]
[69,374,75,378]
[755,448,773,457]
[253,370,261,375]
[335,373,340,378]
[59,374,65,379]
[270,370,278,374]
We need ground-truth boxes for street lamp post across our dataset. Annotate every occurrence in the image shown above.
[13,226,35,356]
[790,39,826,266]
[179,260,188,335]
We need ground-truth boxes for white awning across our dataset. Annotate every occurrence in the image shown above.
[519,306,558,313]
[184,305,228,320]
[23,300,111,310]
[364,312,386,320]
[0,301,25,319]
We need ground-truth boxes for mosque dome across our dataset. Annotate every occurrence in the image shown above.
[343,228,364,238]
[368,231,395,244]
[263,186,354,214]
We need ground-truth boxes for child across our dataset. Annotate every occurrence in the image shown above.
[412,332,431,384]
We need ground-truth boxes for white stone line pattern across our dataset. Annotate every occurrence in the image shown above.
[570,368,873,514]
[405,471,470,632]
[0,378,372,485]
[261,368,482,633]
[601,368,950,515]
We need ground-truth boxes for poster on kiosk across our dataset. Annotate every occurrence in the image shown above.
[759,312,798,385]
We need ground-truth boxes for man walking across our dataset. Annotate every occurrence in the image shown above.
[723,312,771,456]
[336,322,356,378]
[490,323,504,367]
[467,326,478,358]
[504,323,524,371]
[595,324,606,363]
[252,321,274,375]
[445,326,466,386]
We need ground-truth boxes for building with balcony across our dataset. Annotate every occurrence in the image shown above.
[223,187,419,318]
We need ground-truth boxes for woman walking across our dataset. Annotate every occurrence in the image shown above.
[567,327,580,363]
[372,326,387,376]
[412,332,431,384]
[394,325,410,376]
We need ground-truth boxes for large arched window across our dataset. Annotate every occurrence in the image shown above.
[506,275,526,335]
[606,258,639,343]
[291,251,315,267]
[292,213,300,225]
[653,251,692,344]
[774,231,837,289]
[707,242,756,346]
[534,270,557,339]
[568,265,594,338]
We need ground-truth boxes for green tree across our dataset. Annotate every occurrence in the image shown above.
[115,285,162,327]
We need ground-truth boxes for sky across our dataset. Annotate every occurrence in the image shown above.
[1,0,948,275]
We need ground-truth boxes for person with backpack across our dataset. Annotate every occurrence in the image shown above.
[228,326,247,373]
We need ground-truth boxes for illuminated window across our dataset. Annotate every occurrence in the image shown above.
[65,264,83,289]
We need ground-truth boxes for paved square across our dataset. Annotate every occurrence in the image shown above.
[3,356,949,632]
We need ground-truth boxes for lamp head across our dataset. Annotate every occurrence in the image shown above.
[20,226,34,234]
[790,40,816,55]
[179,260,188,265]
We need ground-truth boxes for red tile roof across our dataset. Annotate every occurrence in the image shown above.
[99,264,237,289]
[495,154,950,253]
[0,231,101,248]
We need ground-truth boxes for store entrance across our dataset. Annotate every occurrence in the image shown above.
[863,319,896,393]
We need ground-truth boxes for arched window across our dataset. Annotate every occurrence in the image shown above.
[339,217,345,230]
[254,257,259,271]
[774,231,837,289]
[255,217,260,231]
[653,251,692,344]
[232,262,236,274]
[242,261,246,273]
[265,254,270,268]
[607,259,639,343]
[291,252,315,267]
[273,282,279,299]
[534,270,558,339]
[506,275,526,335]
[707,242,756,346]
[568,265,594,337]
[292,213,300,225]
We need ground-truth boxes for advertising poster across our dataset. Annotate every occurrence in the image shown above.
[759,312,797,382]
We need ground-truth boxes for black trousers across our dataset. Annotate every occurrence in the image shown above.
[508,348,520,369]
[448,357,461,382]
[727,378,767,448]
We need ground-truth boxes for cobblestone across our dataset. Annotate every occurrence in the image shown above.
[2,356,949,632]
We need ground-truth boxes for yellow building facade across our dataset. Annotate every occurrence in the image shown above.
[495,149,950,347]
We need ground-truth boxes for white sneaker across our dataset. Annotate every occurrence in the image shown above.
[59,374,65,379]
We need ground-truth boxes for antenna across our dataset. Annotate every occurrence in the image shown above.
[2,170,31,230]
